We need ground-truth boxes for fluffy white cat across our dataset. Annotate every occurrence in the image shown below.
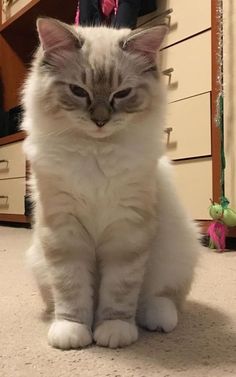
[21,18,200,350]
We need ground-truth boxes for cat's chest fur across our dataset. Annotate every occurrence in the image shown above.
[35,135,157,240]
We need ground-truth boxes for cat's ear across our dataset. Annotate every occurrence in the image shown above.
[121,26,168,60]
[37,18,83,64]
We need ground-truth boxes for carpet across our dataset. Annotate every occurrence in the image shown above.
[1,226,236,377]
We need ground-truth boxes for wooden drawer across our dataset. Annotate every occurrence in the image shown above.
[161,30,211,103]
[0,141,25,179]
[143,0,211,48]
[165,92,211,160]
[1,0,34,24]
[0,177,25,214]
[173,158,212,219]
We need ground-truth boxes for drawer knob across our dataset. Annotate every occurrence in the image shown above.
[0,159,9,170]
[162,68,174,77]
[164,127,173,135]
[0,195,9,208]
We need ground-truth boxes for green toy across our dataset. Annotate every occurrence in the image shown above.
[208,197,236,251]
[209,198,236,227]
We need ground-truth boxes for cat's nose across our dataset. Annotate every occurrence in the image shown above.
[93,119,107,128]
[90,101,111,128]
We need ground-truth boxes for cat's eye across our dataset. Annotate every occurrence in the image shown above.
[113,88,132,99]
[69,84,89,98]
[144,66,157,73]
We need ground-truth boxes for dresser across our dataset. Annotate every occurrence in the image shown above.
[138,0,218,221]
[0,132,27,222]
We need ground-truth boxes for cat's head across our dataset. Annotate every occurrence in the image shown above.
[33,18,167,139]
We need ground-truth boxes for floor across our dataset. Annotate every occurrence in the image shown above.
[1,226,236,377]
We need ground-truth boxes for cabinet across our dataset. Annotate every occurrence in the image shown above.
[139,0,211,48]
[161,31,212,103]
[141,0,219,221]
[0,132,27,222]
[166,93,211,160]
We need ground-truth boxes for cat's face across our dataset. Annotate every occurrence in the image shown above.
[35,19,167,139]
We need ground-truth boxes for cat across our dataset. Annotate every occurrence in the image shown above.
[21,17,200,350]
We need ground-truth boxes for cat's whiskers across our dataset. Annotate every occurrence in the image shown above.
[42,126,74,139]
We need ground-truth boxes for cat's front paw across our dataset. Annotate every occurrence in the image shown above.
[138,297,178,333]
[48,320,92,350]
[94,319,138,348]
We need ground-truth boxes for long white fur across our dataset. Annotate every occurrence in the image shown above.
[22,24,200,350]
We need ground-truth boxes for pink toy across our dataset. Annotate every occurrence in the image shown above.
[75,0,119,25]
[207,221,228,251]
[207,198,236,251]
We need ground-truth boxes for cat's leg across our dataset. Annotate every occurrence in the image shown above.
[27,239,54,314]
[94,221,152,348]
[137,158,200,333]
[137,234,197,334]
[137,224,199,333]
[40,217,95,350]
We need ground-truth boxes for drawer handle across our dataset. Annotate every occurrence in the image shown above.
[0,159,9,166]
[164,127,173,135]
[162,68,174,77]
[164,127,173,144]
[157,8,173,19]
[0,195,9,208]
[0,159,9,170]
[156,8,173,27]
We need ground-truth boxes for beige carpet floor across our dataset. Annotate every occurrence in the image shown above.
[1,226,236,377]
